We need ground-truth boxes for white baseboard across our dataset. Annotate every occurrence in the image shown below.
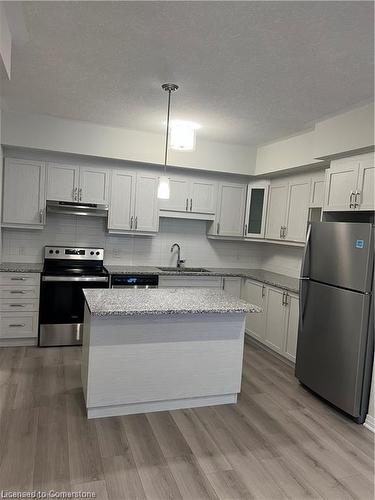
[364,414,375,433]
[87,393,237,419]
[0,338,38,347]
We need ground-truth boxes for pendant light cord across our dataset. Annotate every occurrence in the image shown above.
[164,88,172,172]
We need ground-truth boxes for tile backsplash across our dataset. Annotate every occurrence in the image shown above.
[2,214,263,268]
[2,213,303,276]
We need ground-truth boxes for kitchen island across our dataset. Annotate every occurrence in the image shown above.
[82,288,259,418]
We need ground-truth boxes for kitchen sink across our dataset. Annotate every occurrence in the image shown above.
[158,267,210,273]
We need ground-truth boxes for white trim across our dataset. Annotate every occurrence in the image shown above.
[364,415,375,433]
[0,338,37,347]
[87,393,237,419]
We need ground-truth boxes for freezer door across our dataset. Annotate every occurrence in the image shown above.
[296,280,371,417]
[308,222,373,292]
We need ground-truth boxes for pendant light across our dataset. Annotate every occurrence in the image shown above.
[157,83,178,200]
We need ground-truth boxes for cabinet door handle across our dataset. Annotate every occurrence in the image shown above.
[72,187,77,201]
[280,226,283,239]
[244,224,248,235]
[355,190,361,208]
[9,323,26,328]
[39,209,44,224]
[9,304,25,308]
[349,191,355,208]
[284,292,289,305]
[190,198,193,211]
[283,226,287,239]
[261,285,266,298]
[10,290,26,294]
[217,222,220,234]
[135,216,138,229]
[186,198,189,211]
[10,277,26,281]
[79,188,83,201]
[281,291,286,306]
[130,216,133,229]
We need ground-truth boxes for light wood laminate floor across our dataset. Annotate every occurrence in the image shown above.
[0,340,373,500]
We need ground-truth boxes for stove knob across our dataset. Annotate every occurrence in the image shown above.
[96,251,100,255]
[90,251,94,256]
[49,249,53,254]
[55,250,60,254]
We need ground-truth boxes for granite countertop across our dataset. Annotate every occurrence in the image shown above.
[0,262,43,273]
[0,261,299,294]
[84,288,261,317]
[104,265,299,293]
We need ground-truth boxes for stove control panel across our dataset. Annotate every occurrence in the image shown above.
[44,246,104,261]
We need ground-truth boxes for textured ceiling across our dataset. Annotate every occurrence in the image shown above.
[2,1,374,146]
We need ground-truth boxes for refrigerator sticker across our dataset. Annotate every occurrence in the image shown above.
[355,239,365,249]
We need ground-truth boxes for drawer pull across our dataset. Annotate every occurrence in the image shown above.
[10,277,26,281]
[9,304,25,307]
[10,291,26,294]
[9,323,26,328]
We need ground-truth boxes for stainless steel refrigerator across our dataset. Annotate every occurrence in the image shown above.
[296,222,374,423]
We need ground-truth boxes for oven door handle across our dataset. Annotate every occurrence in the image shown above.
[42,276,108,282]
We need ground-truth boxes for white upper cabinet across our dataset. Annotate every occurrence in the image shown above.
[159,177,190,212]
[134,173,159,232]
[46,163,110,204]
[46,163,79,202]
[324,159,360,211]
[284,179,311,242]
[190,178,217,214]
[265,182,288,240]
[356,155,374,211]
[265,177,310,243]
[244,183,269,238]
[159,175,217,215]
[214,182,247,237]
[79,167,110,204]
[2,159,46,229]
[309,173,325,208]
[108,170,136,231]
[324,153,374,211]
[108,170,159,233]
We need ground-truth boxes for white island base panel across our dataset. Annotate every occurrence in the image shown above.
[81,305,245,419]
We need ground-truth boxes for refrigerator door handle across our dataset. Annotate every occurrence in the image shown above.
[300,223,311,280]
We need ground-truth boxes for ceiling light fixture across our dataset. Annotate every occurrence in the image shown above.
[170,120,200,151]
[157,82,178,200]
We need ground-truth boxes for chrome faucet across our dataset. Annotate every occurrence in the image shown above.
[170,243,185,269]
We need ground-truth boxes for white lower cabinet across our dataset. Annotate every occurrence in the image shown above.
[241,280,266,341]
[264,287,287,354]
[222,277,242,298]
[284,293,299,362]
[242,279,299,362]
[0,273,40,345]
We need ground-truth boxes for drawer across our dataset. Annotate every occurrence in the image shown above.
[0,286,39,300]
[158,276,223,288]
[0,312,38,338]
[0,273,40,286]
[0,298,39,312]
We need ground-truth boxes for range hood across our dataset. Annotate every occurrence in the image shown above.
[46,200,108,217]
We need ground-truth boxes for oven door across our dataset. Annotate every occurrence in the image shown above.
[39,276,108,346]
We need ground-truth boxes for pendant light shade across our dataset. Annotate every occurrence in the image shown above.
[157,175,170,199]
[157,83,179,200]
